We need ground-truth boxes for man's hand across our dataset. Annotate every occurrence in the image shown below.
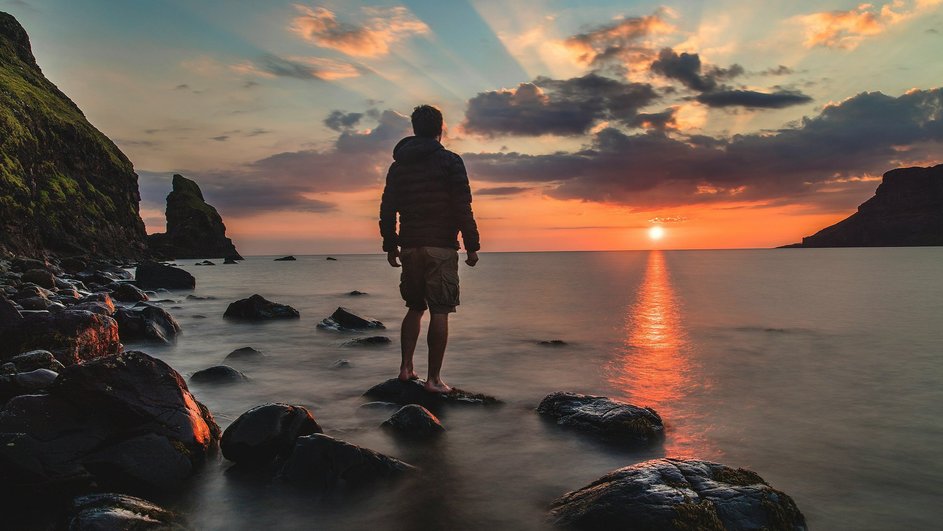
[387,249,401,267]
[465,250,479,267]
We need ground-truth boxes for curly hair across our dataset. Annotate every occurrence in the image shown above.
[411,104,443,138]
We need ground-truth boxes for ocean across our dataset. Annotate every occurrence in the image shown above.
[126,249,943,530]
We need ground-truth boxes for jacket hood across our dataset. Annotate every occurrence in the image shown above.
[393,136,443,163]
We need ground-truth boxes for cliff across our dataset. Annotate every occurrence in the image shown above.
[794,164,943,247]
[147,174,243,260]
[0,12,147,258]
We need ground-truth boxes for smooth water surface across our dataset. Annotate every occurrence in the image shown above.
[126,249,943,530]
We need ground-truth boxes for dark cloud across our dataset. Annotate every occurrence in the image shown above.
[475,186,531,196]
[650,48,743,92]
[174,84,190,90]
[564,11,671,66]
[463,88,943,210]
[324,110,364,131]
[240,53,361,81]
[243,80,260,89]
[628,109,677,130]
[247,128,271,137]
[463,73,658,136]
[696,89,813,109]
[759,65,795,76]
[211,135,229,142]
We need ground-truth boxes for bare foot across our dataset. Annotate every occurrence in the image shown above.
[423,380,453,394]
[398,368,419,381]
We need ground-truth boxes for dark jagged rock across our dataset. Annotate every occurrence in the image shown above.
[326,257,337,261]
[11,257,48,273]
[225,346,265,361]
[135,261,195,290]
[348,290,367,296]
[381,404,445,437]
[317,307,385,331]
[186,294,215,300]
[539,339,568,346]
[537,392,664,446]
[21,268,55,288]
[223,257,238,264]
[1,296,23,324]
[195,260,215,266]
[331,359,351,368]
[0,351,219,490]
[191,365,247,384]
[343,335,392,347]
[274,255,296,261]
[59,256,86,273]
[0,309,120,365]
[791,164,943,247]
[8,350,65,372]
[549,458,807,531]
[364,378,500,408]
[224,294,300,320]
[147,174,243,260]
[109,282,149,302]
[221,403,321,466]
[278,433,414,490]
[114,302,181,344]
[67,493,189,531]
[0,13,148,258]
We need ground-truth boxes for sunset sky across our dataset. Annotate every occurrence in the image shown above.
[5,0,942,253]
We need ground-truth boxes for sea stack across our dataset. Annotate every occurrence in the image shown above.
[0,12,148,258]
[790,164,943,247]
[147,174,243,260]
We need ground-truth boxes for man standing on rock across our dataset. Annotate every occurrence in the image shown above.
[379,105,480,394]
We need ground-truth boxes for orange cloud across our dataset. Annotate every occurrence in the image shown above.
[563,9,676,67]
[290,5,430,57]
[797,0,939,49]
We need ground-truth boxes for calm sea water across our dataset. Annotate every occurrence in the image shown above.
[126,249,943,531]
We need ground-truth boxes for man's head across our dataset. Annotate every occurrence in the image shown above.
[411,104,443,139]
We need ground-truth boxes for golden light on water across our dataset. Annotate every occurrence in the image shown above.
[649,226,665,240]
[609,250,710,457]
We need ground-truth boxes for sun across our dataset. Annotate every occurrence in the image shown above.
[649,226,665,240]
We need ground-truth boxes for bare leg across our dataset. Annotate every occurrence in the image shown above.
[424,313,451,393]
[399,308,423,381]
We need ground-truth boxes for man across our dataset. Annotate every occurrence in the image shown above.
[379,105,480,394]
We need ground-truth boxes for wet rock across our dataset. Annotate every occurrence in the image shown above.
[195,260,215,266]
[114,302,181,344]
[78,292,116,314]
[59,257,87,274]
[331,359,351,368]
[135,261,196,290]
[191,365,247,384]
[225,346,265,361]
[538,339,568,346]
[224,294,300,320]
[0,310,121,365]
[347,290,367,296]
[381,404,445,437]
[8,350,65,372]
[16,283,55,300]
[364,378,500,408]
[274,256,296,261]
[223,257,238,264]
[14,368,59,390]
[317,307,385,331]
[18,296,55,311]
[0,351,219,489]
[192,314,207,319]
[12,257,48,273]
[221,403,322,466]
[109,282,149,302]
[0,296,23,325]
[343,336,391,347]
[71,301,115,316]
[537,392,664,446]
[21,268,56,289]
[186,294,215,300]
[358,401,401,412]
[67,493,189,530]
[326,257,337,261]
[278,433,414,490]
[549,458,807,531]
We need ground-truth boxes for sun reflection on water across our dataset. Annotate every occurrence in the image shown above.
[609,250,712,457]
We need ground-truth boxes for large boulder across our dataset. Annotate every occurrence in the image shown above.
[7,349,64,372]
[278,434,414,490]
[114,302,181,344]
[0,351,219,491]
[364,378,500,409]
[135,261,195,290]
[225,346,265,362]
[67,493,190,531]
[537,392,664,446]
[146,174,243,260]
[343,336,392,347]
[274,255,296,261]
[381,404,445,437]
[221,403,321,466]
[317,307,385,331]
[0,310,120,365]
[21,268,56,289]
[549,458,807,531]
[224,294,299,320]
[190,365,247,384]
[109,282,149,302]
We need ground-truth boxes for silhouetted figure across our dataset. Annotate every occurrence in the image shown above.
[379,105,480,393]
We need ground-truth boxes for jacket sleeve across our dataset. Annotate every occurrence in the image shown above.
[446,154,481,252]
[379,163,399,252]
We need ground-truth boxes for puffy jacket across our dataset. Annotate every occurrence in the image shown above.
[379,136,480,252]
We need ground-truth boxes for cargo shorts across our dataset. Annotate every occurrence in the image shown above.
[399,246,460,314]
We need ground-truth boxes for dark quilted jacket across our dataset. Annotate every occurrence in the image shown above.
[379,136,480,252]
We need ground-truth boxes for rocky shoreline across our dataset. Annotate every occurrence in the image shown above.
[0,253,808,530]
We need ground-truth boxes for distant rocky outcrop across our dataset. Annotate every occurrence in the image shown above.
[147,174,243,259]
[0,12,148,258]
[789,164,943,247]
